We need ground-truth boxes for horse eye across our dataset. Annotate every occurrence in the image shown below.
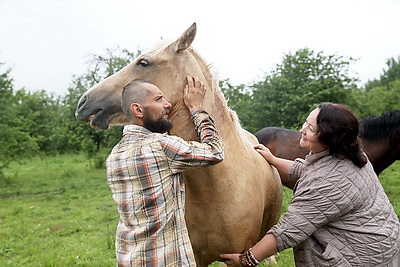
[137,59,149,67]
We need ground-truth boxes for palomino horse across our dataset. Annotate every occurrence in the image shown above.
[255,110,400,187]
[75,23,282,266]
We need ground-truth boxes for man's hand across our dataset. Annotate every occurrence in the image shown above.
[183,76,206,111]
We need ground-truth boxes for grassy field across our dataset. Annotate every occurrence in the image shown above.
[1,154,399,266]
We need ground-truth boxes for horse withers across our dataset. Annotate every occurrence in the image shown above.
[75,23,282,266]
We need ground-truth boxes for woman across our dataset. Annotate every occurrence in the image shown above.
[221,102,400,266]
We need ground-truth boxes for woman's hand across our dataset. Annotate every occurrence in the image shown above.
[254,144,275,163]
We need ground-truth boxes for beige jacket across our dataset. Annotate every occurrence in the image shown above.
[268,150,400,266]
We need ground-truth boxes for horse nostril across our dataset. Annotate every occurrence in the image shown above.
[77,95,88,110]
[75,95,89,120]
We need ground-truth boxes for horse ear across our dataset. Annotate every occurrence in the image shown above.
[171,22,197,53]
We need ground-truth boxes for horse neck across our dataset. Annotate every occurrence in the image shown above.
[170,50,247,145]
[191,50,237,136]
[169,82,236,141]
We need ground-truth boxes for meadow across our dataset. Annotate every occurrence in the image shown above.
[1,153,398,266]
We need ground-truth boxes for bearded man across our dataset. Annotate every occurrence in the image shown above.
[106,76,224,266]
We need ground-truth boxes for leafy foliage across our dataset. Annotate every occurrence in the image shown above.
[356,56,400,116]
[0,64,38,176]
[219,79,255,127]
[222,48,359,133]
[14,89,61,152]
[0,48,140,176]
[1,48,399,175]
[365,56,400,90]
[250,49,356,131]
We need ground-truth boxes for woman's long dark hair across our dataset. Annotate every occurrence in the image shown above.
[316,102,367,168]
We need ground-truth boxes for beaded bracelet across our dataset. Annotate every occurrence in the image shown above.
[248,248,260,265]
[239,248,260,267]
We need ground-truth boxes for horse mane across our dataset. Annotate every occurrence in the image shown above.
[189,48,255,146]
[359,110,400,141]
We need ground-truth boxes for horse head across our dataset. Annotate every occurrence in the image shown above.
[75,23,210,135]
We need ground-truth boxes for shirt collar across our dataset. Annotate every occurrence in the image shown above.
[123,125,152,136]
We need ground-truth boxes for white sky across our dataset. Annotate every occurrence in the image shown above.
[1,0,399,96]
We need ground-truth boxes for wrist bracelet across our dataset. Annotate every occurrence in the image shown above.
[248,248,260,265]
[239,248,260,267]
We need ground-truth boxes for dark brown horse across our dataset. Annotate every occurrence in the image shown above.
[255,127,307,161]
[359,110,400,174]
[255,110,400,188]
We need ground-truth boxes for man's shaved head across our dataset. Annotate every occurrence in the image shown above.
[121,80,155,120]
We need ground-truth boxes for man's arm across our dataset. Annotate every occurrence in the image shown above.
[160,76,224,171]
[184,75,223,155]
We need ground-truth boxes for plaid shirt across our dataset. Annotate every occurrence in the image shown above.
[106,108,224,266]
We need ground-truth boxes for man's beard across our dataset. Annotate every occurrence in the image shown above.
[143,109,173,133]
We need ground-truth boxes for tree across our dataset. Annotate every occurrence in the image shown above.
[360,80,400,116]
[219,79,254,128]
[246,48,358,132]
[358,56,400,116]
[365,56,400,90]
[0,63,38,176]
[14,89,61,152]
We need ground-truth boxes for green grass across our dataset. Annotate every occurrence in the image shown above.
[1,154,398,266]
[0,153,117,266]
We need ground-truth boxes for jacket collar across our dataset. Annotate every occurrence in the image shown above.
[305,150,330,165]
